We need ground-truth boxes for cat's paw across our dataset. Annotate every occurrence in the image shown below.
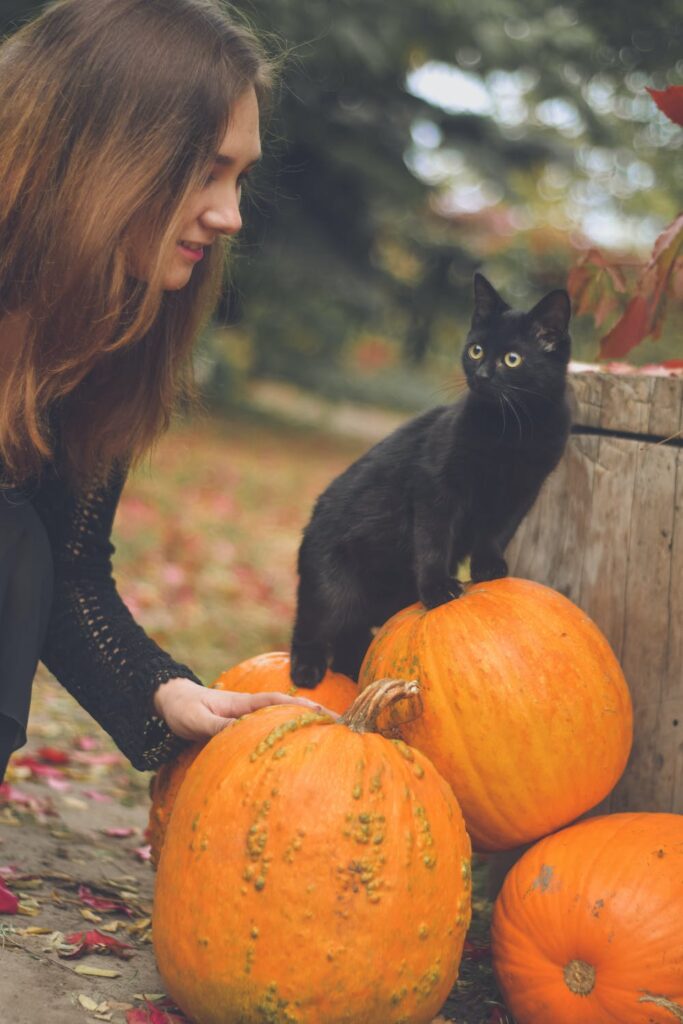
[290,648,327,689]
[471,554,508,583]
[419,578,464,609]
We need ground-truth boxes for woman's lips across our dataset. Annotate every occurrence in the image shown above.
[177,242,204,261]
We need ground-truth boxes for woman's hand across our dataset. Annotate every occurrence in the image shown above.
[152,676,336,743]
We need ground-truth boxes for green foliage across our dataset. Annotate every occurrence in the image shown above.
[2,0,681,394]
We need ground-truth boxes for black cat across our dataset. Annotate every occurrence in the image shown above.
[290,273,572,687]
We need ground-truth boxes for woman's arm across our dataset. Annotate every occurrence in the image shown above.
[32,463,204,771]
[32,465,329,771]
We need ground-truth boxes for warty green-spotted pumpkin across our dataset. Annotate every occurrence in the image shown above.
[491,812,683,1024]
[152,679,472,1024]
[147,652,356,867]
[358,577,633,851]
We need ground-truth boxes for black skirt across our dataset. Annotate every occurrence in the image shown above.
[0,489,54,783]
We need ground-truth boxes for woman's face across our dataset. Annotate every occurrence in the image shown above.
[127,87,262,291]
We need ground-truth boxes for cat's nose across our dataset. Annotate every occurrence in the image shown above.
[475,364,494,380]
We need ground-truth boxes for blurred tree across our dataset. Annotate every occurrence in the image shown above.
[1,0,681,395]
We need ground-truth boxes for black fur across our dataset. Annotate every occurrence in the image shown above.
[290,273,572,687]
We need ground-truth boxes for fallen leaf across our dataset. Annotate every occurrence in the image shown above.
[133,845,152,862]
[12,756,67,780]
[126,998,191,1023]
[73,965,122,978]
[62,795,89,810]
[80,908,104,924]
[0,784,56,816]
[99,920,123,933]
[127,917,151,933]
[78,885,134,917]
[102,828,137,839]
[60,928,135,960]
[16,902,41,917]
[83,790,113,803]
[0,879,18,914]
[46,777,72,792]
[75,737,100,752]
[78,994,100,1011]
[36,746,71,765]
[462,939,492,962]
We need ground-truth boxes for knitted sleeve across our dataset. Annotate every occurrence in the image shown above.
[32,464,203,771]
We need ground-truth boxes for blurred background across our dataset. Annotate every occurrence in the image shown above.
[1,14,679,1017]
[2,0,682,416]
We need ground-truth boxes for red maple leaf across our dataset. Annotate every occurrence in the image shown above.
[600,213,683,358]
[78,884,134,917]
[36,746,71,765]
[126,999,191,1023]
[0,879,18,915]
[647,85,683,127]
[60,928,135,960]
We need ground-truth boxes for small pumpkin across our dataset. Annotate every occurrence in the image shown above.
[491,812,683,1024]
[153,679,472,1024]
[359,577,633,851]
[211,651,357,711]
[147,652,356,867]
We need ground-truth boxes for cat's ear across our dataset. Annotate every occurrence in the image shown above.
[472,273,510,324]
[528,290,571,351]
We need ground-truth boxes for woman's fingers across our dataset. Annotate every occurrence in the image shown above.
[155,679,342,743]
[204,688,339,720]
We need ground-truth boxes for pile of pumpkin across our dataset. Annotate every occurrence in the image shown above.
[149,578,683,1024]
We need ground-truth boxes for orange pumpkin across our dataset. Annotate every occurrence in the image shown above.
[147,653,356,866]
[211,651,357,711]
[491,812,683,1024]
[153,679,472,1024]
[359,577,633,851]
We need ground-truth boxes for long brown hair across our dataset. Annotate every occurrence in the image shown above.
[0,0,272,489]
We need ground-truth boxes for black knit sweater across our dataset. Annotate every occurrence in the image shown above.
[31,464,201,772]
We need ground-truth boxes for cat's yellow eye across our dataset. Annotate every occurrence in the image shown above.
[468,344,484,361]
[504,352,522,368]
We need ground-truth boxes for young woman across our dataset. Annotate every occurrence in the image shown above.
[0,0,325,782]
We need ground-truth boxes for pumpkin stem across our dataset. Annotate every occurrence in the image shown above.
[341,678,422,735]
[639,994,683,1021]
[563,959,596,996]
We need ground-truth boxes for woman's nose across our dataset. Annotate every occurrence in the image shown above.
[203,191,242,237]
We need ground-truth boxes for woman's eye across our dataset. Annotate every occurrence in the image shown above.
[504,352,522,368]
[468,344,484,360]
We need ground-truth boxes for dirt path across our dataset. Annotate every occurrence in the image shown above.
[0,673,173,1024]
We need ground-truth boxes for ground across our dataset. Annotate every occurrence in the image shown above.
[0,400,512,1024]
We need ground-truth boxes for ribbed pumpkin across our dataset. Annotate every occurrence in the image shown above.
[147,653,356,866]
[153,679,472,1024]
[491,813,683,1024]
[358,577,633,851]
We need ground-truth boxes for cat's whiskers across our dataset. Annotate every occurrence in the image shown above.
[502,388,535,434]
[432,374,468,402]
[505,382,557,408]
[500,390,525,443]
[497,394,508,440]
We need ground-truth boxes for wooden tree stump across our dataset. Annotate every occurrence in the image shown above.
[507,368,683,813]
